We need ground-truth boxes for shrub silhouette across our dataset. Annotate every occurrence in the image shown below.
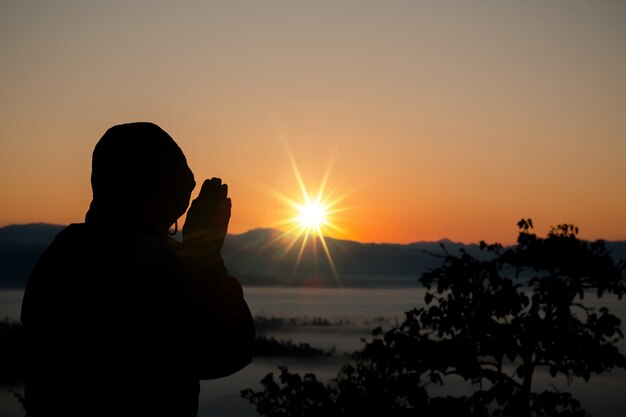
[242,220,626,417]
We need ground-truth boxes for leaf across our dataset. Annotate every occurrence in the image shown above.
[425,292,433,305]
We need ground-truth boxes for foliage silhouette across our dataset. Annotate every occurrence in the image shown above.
[242,220,626,417]
[254,335,335,358]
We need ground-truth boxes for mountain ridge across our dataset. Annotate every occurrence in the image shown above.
[2,223,625,288]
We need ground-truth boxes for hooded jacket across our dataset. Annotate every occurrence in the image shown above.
[21,123,255,417]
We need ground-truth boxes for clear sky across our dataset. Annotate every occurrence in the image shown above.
[1,0,625,244]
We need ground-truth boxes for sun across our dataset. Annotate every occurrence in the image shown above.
[278,184,344,284]
[260,142,353,285]
[297,201,328,229]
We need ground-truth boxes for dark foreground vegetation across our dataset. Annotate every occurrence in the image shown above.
[253,315,354,332]
[254,335,335,358]
[242,220,626,417]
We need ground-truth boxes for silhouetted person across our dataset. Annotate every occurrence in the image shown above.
[21,122,255,416]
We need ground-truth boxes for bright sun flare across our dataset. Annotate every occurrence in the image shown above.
[281,188,343,284]
[262,141,352,285]
[297,201,328,228]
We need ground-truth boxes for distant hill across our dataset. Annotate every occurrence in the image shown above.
[0,223,65,288]
[221,228,484,287]
[1,223,625,289]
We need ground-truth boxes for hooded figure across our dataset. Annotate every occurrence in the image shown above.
[21,123,255,417]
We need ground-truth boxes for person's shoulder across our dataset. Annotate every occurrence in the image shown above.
[48,223,89,247]
[62,222,87,235]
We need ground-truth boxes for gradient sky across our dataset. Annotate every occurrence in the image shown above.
[1,0,625,244]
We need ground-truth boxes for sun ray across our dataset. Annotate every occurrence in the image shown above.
[316,148,338,204]
[278,225,306,258]
[280,171,345,285]
[317,228,341,287]
[293,226,311,274]
[248,133,355,287]
[321,220,349,236]
[283,139,311,205]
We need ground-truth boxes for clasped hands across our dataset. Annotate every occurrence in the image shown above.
[182,177,231,259]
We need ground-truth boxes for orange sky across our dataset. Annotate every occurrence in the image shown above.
[1,1,626,245]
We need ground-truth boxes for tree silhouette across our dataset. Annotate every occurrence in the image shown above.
[242,220,626,417]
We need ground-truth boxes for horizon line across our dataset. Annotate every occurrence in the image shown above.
[2,222,626,247]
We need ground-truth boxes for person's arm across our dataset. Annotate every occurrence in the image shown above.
[180,178,255,379]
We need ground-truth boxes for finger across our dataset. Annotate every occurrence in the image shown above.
[198,178,222,200]
[218,197,232,216]
[218,198,232,227]
[225,197,232,215]
[185,197,204,220]
[212,178,227,200]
